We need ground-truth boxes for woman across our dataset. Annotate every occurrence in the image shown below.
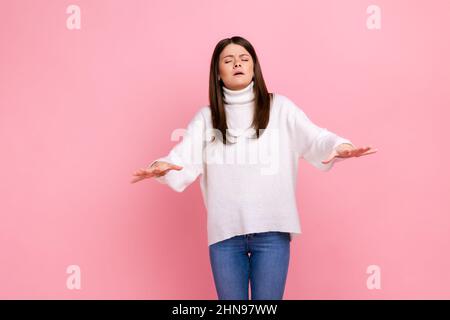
[131,36,377,300]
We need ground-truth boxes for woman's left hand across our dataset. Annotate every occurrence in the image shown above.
[321,143,378,164]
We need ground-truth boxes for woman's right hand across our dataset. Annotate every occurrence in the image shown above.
[130,161,183,184]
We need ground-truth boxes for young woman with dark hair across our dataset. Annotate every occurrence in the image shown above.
[131,36,377,300]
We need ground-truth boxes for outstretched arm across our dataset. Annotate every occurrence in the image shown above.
[285,97,376,171]
[131,108,206,192]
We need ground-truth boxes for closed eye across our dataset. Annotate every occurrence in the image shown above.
[225,59,249,64]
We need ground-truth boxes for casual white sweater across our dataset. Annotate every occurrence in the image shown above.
[149,81,353,246]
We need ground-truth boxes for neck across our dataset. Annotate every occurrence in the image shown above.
[222,81,255,106]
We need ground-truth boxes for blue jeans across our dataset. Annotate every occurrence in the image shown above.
[209,231,291,300]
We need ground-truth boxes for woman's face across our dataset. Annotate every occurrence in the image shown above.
[218,43,254,90]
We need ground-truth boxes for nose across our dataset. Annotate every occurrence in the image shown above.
[234,61,242,68]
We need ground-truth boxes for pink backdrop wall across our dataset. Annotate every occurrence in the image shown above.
[1,0,449,299]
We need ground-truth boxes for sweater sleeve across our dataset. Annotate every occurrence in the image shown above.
[286,98,353,171]
[147,108,206,192]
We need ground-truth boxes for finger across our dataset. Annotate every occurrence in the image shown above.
[352,148,367,157]
[150,167,163,175]
[358,147,372,154]
[140,169,158,178]
[358,146,377,153]
[148,167,170,177]
[169,164,183,170]
[350,147,371,157]
[133,169,145,176]
[354,148,377,158]
[132,176,145,183]
[132,171,148,179]
[359,149,378,156]
[132,169,160,182]
[322,153,336,164]
[130,176,145,183]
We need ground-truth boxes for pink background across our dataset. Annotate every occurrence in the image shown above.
[1,0,449,299]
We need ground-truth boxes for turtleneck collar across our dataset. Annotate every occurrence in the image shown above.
[222,81,255,106]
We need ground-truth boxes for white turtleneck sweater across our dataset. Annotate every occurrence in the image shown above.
[149,81,353,246]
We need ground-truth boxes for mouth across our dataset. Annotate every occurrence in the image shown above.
[233,72,245,76]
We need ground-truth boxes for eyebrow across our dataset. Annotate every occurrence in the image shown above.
[222,54,250,60]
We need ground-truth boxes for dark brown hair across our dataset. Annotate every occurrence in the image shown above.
[208,36,273,145]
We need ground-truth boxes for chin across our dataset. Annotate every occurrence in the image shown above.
[229,78,251,87]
